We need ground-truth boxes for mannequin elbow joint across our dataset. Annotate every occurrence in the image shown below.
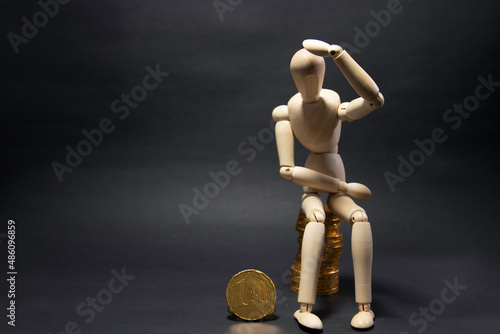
[368,92,384,109]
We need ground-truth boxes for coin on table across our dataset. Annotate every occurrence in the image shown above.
[226,269,276,321]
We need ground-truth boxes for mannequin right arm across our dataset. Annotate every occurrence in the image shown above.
[273,105,295,179]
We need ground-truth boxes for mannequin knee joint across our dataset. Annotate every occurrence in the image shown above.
[350,210,368,224]
[308,211,325,223]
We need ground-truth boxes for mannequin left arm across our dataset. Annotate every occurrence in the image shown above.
[302,39,384,122]
[333,49,384,122]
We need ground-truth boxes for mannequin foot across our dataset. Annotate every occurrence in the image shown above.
[351,303,374,329]
[294,303,323,330]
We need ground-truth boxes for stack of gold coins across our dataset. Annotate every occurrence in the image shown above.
[290,205,342,295]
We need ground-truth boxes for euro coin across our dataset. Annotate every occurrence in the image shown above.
[226,269,276,321]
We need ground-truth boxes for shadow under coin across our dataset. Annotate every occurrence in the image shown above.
[226,323,283,334]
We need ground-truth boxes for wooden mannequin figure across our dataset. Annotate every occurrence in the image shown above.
[273,39,384,330]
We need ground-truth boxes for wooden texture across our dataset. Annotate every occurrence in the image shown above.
[274,120,294,168]
[297,222,325,305]
[333,50,380,105]
[290,48,325,103]
[352,221,373,304]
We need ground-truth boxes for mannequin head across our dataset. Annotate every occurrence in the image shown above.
[290,48,325,103]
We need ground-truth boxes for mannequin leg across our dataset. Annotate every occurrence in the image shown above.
[350,221,375,328]
[327,193,375,329]
[294,193,325,330]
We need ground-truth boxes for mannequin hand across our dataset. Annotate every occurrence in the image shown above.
[279,166,294,180]
[346,182,371,200]
[303,39,343,58]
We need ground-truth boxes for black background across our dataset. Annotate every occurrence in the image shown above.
[2,0,500,333]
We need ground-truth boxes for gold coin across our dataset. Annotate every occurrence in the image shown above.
[295,267,332,276]
[294,251,342,261]
[323,247,343,253]
[317,277,339,285]
[296,244,343,252]
[317,281,339,288]
[293,260,340,267]
[297,216,339,221]
[323,245,343,250]
[317,288,339,295]
[296,221,341,228]
[290,265,338,274]
[317,285,339,292]
[293,259,336,265]
[317,278,339,286]
[323,248,343,254]
[317,274,339,281]
[226,269,276,321]
[296,234,343,241]
[290,272,339,283]
[289,282,339,294]
[290,275,338,284]
[322,252,342,258]
[319,268,340,275]
[296,222,340,228]
[319,265,340,271]
[296,216,340,222]
[295,228,340,233]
